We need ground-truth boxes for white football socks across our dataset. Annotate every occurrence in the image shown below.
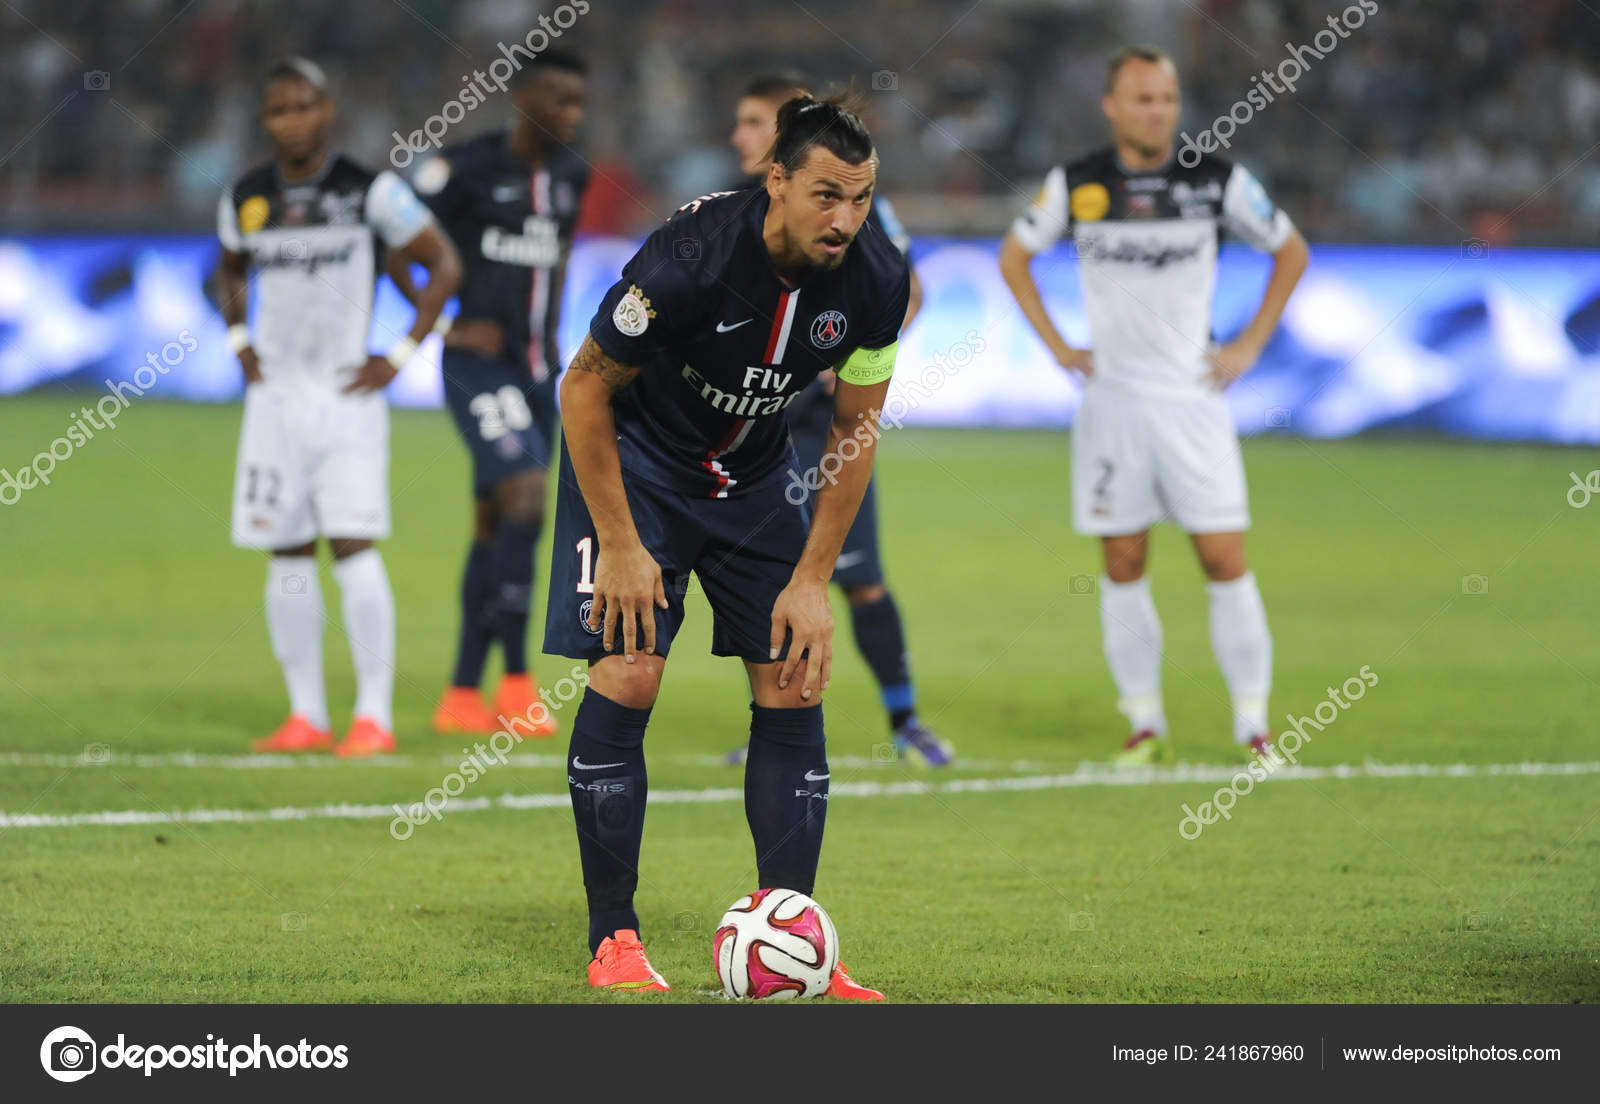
[1099,576,1166,735]
[1208,571,1273,743]
[332,549,396,732]
[265,556,328,732]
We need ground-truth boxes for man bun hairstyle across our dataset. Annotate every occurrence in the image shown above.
[770,92,875,175]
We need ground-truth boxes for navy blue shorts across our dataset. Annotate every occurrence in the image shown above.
[441,347,559,497]
[543,442,811,663]
[788,407,884,589]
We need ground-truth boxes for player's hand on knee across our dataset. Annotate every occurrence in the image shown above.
[770,579,833,701]
[593,540,668,661]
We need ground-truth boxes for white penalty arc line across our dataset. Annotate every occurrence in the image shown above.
[1,760,1596,830]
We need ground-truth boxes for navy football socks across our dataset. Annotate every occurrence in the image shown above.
[567,688,652,954]
[491,519,540,676]
[848,592,917,730]
[450,540,494,688]
[745,703,828,894]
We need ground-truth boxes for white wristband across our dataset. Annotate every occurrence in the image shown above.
[227,324,251,354]
[431,314,453,336]
[385,335,420,370]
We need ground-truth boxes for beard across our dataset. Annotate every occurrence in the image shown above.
[812,236,852,270]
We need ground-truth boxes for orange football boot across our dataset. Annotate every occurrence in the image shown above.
[494,673,558,737]
[587,929,670,992]
[432,686,501,734]
[253,714,333,753]
[334,716,396,757]
[826,961,884,1001]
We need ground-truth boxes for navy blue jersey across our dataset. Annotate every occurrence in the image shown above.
[588,186,910,499]
[412,130,589,382]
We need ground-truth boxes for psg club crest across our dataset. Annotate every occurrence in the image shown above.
[810,310,847,350]
[579,599,601,634]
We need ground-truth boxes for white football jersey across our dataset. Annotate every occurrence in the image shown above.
[1012,148,1294,395]
[218,154,432,389]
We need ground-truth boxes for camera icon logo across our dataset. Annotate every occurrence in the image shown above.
[282,574,308,595]
[83,71,110,91]
[1461,574,1489,596]
[1265,406,1291,428]
[672,238,701,261]
[1461,238,1489,259]
[871,70,899,91]
[40,1026,97,1082]
[1068,911,1096,932]
[1068,573,1097,596]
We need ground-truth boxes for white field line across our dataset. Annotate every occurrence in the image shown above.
[0,751,1059,772]
[1,760,1596,830]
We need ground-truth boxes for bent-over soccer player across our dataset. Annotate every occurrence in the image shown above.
[547,96,906,999]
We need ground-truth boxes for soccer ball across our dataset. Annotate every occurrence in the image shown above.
[713,888,839,1000]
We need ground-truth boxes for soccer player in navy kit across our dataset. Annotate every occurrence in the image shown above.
[724,75,952,768]
[548,96,901,998]
[393,51,589,737]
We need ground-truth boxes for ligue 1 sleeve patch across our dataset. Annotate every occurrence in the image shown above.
[1069,182,1109,222]
[237,196,269,235]
[612,284,655,337]
[836,342,897,386]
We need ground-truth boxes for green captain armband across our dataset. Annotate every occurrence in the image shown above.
[836,342,898,386]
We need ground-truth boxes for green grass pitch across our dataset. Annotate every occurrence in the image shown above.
[1,394,1596,1003]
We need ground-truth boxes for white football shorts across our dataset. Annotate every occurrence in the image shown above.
[230,380,391,549]
[1070,378,1250,536]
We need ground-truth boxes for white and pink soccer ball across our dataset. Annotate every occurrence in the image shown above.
[713,888,838,1000]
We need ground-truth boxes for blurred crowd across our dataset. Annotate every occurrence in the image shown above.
[3,0,1598,244]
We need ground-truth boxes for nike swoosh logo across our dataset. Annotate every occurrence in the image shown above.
[572,756,626,771]
[716,319,753,333]
[804,769,829,782]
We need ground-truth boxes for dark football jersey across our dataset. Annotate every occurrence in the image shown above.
[411,130,589,382]
[589,186,910,499]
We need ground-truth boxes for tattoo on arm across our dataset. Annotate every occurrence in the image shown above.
[569,335,642,392]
